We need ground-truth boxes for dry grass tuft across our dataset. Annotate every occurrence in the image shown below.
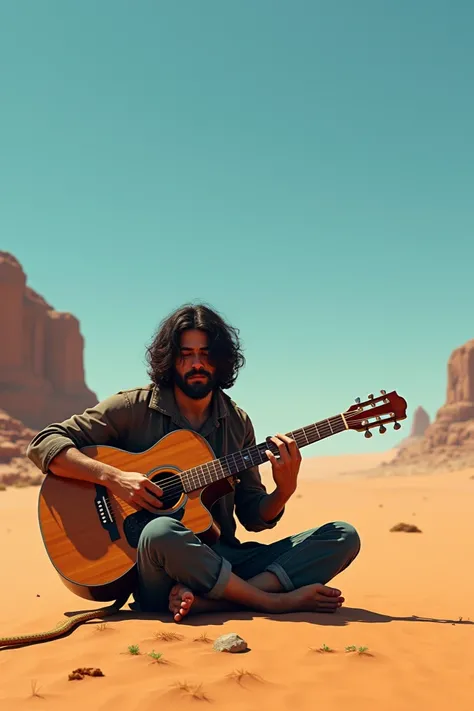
[174,681,210,701]
[30,680,44,698]
[154,630,184,642]
[227,669,263,685]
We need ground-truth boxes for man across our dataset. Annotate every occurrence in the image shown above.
[27,304,360,622]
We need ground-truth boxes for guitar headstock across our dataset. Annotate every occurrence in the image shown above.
[344,390,408,438]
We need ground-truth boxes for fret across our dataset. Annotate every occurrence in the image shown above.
[181,413,347,493]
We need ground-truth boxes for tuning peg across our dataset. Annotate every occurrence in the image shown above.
[355,397,361,404]
[368,394,374,399]
[380,389,386,395]
[364,429,372,438]
[393,421,401,430]
[379,425,387,434]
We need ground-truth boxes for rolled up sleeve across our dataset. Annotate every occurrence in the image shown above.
[234,416,285,532]
[26,392,131,474]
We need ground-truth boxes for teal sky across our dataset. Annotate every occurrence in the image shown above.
[2,1,474,457]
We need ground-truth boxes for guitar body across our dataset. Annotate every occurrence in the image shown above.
[38,430,234,603]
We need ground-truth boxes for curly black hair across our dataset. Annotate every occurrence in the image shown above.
[145,303,245,390]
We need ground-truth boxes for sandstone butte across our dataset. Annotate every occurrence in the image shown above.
[0,251,97,485]
[377,339,474,475]
[396,405,430,449]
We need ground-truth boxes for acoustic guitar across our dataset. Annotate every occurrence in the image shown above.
[38,389,407,603]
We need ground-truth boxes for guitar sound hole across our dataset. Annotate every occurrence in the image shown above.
[150,470,184,510]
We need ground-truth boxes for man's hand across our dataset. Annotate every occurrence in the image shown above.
[265,433,302,498]
[106,470,164,513]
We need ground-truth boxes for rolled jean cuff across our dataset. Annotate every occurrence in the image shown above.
[266,562,295,592]
[206,557,232,599]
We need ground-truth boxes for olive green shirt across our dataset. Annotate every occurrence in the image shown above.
[26,384,284,546]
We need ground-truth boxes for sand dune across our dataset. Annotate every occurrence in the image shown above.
[1,458,474,710]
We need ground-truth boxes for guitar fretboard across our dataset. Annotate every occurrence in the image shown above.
[180,414,347,493]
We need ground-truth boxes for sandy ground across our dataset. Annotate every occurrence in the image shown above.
[1,451,473,711]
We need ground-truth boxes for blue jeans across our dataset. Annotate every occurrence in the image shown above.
[132,517,361,612]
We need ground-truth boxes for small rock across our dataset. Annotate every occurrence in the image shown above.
[213,633,248,653]
[390,522,422,533]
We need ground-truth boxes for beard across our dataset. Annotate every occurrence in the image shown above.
[173,368,216,400]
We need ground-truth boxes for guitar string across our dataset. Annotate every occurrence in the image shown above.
[138,407,395,500]
[148,415,347,499]
[131,405,395,501]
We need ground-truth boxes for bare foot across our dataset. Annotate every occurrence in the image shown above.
[169,583,195,622]
[282,583,345,613]
[169,584,241,622]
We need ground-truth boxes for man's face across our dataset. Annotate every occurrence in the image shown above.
[173,329,216,399]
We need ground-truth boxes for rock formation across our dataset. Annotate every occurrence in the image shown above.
[409,406,431,437]
[398,340,474,456]
[397,406,430,449]
[0,251,97,430]
[342,338,474,477]
[389,339,474,472]
[0,409,42,486]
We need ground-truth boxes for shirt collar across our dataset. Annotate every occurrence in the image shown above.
[149,384,229,426]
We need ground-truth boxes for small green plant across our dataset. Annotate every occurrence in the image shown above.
[319,643,333,653]
[345,645,370,654]
[148,650,166,664]
[127,644,140,655]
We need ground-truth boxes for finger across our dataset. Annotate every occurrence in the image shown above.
[272,435,290,464]
[279,435,301,461]
[132,491,162,512]
[141,489,163,509]
[279,434,302,461]
[265,449,278,465]
[134,499,160,513]
[145,480,163,496]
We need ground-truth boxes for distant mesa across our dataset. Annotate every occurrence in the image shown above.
[389,338,474,473]
[0,251,97,431]
[344,338,474,477]
[397,405,431,449]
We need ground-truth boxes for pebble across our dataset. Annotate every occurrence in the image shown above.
[213,632,248,653]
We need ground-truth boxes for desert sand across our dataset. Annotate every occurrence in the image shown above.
[1,454,473,711]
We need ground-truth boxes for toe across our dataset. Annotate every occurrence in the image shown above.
[319,584,341,597]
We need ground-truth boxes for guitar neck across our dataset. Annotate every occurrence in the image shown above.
[180,413,347,493]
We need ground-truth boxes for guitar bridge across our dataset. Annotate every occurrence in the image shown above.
[94,485,120,542]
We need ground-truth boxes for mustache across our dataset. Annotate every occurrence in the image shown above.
[186,370,212,379]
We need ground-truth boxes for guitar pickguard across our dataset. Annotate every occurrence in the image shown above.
[122,506,185,548]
